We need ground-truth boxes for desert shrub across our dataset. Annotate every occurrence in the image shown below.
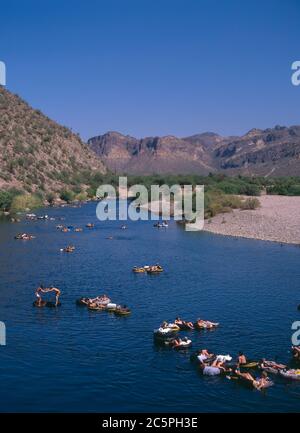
[0,190,17,211]
[10,194,43,212]
[13,141,26,154]
[24,184,33,193]
[46,192,55,204]
[72,185,82,195]
[288,185,300,195]
[0,172,12,182]
[75,192,88,201]
[221,195,242,209]
[240,197,260,210]
[208,201,228,217]
[59,189,74,203]
[86,186,97,198]
[16,156,34,169]
[56,170,70,184]
[266,177,300,195]
[204,191,242,218]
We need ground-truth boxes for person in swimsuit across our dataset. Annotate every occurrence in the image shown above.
[197,349,214,364]
[161,321,168,329]
[171,337,183,347]
[52,287,61,306]
[292,346,300,359]
[238,352,247,365]
[235,369,270,390]
[35,284,45,306]
[260,358,286,371]
[43,286,61,306]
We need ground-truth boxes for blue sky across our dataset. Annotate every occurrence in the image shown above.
[1,0,300,140]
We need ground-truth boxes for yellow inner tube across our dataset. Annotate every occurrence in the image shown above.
[115,310,131,315]
[88,304,106,311]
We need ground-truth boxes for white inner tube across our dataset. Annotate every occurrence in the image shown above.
[157,327,173,334]
[178,340,191,346]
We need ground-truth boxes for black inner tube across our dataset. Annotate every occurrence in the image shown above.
[33,300,47,307]
[46,301,61,308]
[76,298,88,306]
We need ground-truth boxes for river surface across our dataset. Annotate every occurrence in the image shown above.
[0,202,299,412]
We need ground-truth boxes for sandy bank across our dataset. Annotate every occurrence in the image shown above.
[204,195,300,245]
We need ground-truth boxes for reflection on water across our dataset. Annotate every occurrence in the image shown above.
[0,202,300,412]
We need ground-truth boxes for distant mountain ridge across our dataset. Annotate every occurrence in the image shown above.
[88,126,300,176]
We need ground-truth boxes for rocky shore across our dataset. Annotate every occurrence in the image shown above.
[204,195,300,245]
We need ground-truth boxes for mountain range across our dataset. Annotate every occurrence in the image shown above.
[88,126,300,176]
[1,84,300,199]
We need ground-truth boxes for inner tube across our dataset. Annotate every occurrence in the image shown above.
[202,366,223,376]
[259,361,286,374]
[241,361,259,369]
[194,322,219,330]
[88,304,106,311]
[173,340,192,350]
[154,336,175,346]
[230,374,273,389]
[260,366,281,375]
[33,300,47,307]
[76,298,89,306]
[96,298,111,306]
[279,369,300,381]
[154,327,177,336]
[147,270,163,274]
[190,352,216,365]
[106,303,117,311]
[153,329,176,340]
[132,268,146,273]
[146,267,164,274]
[46,301,61,308]
[114,309,131,316]
[177,322,194,330]
[167,323,180,331]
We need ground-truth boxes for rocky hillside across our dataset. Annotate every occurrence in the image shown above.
[214,126,300,176]
[88,132,218,175]
[0,86,105,194]
[88,126,300,176]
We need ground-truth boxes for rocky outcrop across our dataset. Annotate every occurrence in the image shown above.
[214,125,300,176]
[88,131,217,174]
[88,125,300,176]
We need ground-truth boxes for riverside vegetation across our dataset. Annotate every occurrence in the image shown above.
[3,173,300,219]
[1,86,300,218]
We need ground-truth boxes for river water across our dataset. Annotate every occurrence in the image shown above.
[0,202,299,412]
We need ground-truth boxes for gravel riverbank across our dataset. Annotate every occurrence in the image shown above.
[204,195,300,245]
